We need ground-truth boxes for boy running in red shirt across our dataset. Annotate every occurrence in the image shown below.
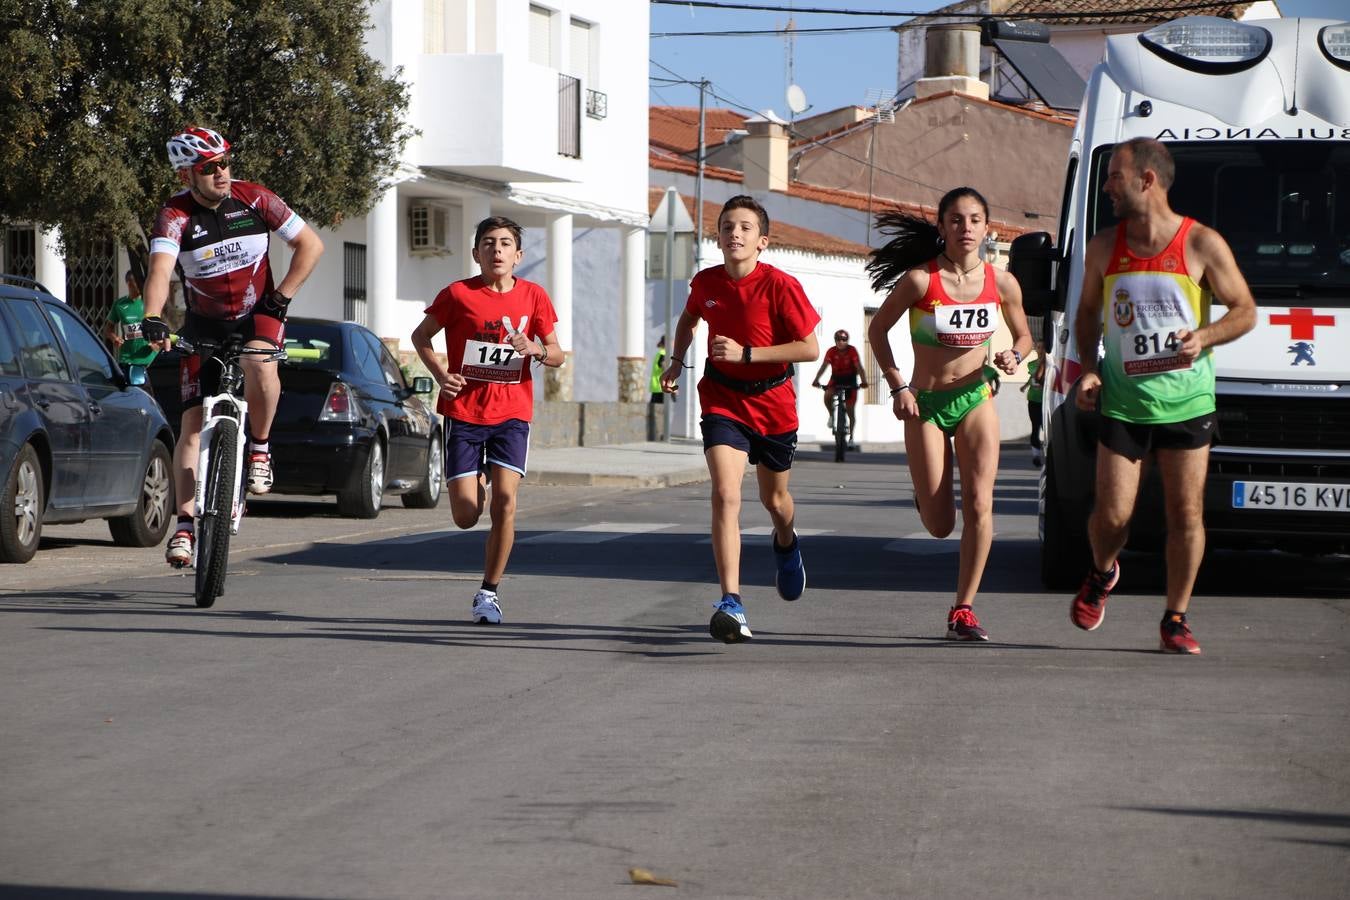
[662,196,821,643]
[412,217,561,624]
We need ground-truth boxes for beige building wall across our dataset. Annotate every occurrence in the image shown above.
[791,92,1073,238]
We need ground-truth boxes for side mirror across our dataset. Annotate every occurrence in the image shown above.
[412,376,435,395]
[1008,231,1057,318]
[127,365,148,386]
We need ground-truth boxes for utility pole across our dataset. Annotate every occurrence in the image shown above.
[663,186,677,443]
[694,79,707,273]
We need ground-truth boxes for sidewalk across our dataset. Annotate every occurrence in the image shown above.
[525,440,709,488]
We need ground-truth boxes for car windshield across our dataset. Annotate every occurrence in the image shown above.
[1089,142,1350,305]
[281,323,343,371]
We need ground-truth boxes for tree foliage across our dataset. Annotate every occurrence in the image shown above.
[0,0,413,253]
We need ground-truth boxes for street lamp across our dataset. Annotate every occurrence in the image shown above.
[648,186,695,441]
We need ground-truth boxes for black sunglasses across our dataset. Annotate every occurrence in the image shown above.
[193,154,232,176]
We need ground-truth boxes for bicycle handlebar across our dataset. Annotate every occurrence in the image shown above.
[172,334,321,361]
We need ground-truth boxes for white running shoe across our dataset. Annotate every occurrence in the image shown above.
[472,589,502,625]
[247,452,274,495]
[166,529,194,568]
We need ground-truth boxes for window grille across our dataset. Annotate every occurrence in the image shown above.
[343,242,368,325]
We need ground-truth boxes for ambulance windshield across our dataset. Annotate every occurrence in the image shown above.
[1088,142,1350,303]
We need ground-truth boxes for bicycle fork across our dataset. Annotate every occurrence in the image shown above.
[191,394,250,567]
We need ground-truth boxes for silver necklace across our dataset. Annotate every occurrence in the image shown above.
[942,253,982,284]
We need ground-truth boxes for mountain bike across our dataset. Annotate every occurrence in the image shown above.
[819,383,851,463]
[177,334,318,607]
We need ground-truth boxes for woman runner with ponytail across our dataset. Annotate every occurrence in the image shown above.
[865,188,1032,640]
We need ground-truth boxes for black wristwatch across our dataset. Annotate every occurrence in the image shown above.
[742,345,752,364]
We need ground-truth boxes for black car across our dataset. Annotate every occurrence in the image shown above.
[149,317,443,518]
[0,275,176,563]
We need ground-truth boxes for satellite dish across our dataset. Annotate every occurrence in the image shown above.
[786,84,809,115]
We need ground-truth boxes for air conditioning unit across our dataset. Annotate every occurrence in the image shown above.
[408,201,453,256]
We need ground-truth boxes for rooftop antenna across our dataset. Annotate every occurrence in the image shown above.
[864,87,897,123]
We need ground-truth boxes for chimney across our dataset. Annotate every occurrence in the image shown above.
[742,110,789,193]
[916,24,989,101]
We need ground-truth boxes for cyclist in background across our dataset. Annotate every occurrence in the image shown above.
[141,126,324,567]
[811,329,869,444]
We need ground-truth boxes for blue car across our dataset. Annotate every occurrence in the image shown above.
[0,276,176,563]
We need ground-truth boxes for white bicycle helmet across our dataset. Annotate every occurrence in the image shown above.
[166,126,230,170]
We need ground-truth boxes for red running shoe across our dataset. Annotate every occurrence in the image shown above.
[1160,614,1202,655]
[946,605,989,641]
[1070,561,1119,631]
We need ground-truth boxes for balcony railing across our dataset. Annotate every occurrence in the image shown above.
[558,73,581,158]
[585,88,607,119]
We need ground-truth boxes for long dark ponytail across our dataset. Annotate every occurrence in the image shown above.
[865,187,991,293]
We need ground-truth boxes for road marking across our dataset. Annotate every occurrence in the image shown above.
[515,522,675,544]
[697,526,832,544]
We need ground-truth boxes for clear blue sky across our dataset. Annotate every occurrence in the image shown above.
[649,1,1347,119]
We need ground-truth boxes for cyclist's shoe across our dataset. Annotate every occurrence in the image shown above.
[247,452,274,495]
[1071,561,1120,631]
[773,532,806,601]
[1159,613,1202,655]
[946,604,989,641]
[472,589,502,625]
[710,593,752,643]
[165,529,194,569]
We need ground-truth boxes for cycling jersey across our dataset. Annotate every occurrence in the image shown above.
[823,345,862,378]
[149,180,306,320]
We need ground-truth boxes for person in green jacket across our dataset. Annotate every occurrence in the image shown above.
[1022,340,1046,467]
[650,335,666,404]
[103,271,158,367]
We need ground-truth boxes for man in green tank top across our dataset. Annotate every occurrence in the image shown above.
[1069,138,1255,655]
[103,271,159,367]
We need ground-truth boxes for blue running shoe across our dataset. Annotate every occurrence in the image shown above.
[710,594,752,643]
[773,532,806,601]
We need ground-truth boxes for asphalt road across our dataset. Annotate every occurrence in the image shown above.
[2,447,1348,899]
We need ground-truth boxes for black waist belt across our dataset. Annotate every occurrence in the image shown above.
[703,360,792,395]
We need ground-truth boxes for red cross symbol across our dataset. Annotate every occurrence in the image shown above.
[1269,307,1335,340]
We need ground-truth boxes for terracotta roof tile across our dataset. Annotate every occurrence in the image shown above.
[650,151,1032,242]
[648,188,874,259]
[649,107,748,155]
[921,0,1252,26]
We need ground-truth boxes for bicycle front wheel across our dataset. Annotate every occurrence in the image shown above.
[833,397,847,462]
[195,419,239,607]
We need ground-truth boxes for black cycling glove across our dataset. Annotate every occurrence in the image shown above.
[257,290,292,322]
[141,316,170,344]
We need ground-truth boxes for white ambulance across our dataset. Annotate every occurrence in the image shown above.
[1010,16,1350,587]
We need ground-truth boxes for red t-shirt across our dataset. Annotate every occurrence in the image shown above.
[824,345,862,378]
[425,276,559,425]
[686,262,820,434]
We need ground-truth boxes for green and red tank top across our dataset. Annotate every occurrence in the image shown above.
[1100,217,1215,424]
[909,259,1000,350]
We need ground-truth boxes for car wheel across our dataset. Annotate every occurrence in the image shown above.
[337,437,385,519]
[1,444,44,564]
[108,441,175,547]
[402,430,444,509]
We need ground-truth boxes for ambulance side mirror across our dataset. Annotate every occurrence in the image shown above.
[1008,231,1058,318]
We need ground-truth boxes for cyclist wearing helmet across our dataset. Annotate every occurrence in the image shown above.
[142,125,324,568]
[811,329,868,443]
